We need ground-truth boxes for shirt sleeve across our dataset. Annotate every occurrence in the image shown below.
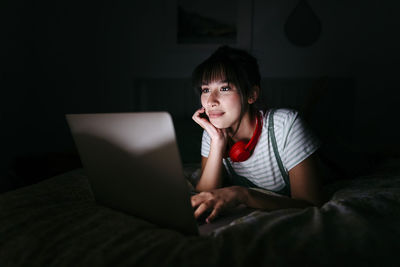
[201,130,211,158]
[281,111,321,171]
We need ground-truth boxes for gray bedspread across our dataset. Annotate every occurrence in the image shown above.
[1,160,400,266]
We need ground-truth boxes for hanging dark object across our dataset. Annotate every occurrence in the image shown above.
[284,0,321,47]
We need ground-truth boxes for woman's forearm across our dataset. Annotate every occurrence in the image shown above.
[195,149,225,191]
[241,187,316,210]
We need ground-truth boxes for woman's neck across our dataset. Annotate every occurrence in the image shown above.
[230,111,257,143]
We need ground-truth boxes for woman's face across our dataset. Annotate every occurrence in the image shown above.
[200,80,243,129]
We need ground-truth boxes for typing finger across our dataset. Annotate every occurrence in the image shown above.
[191,194,202,208]
[206,203,222,223]
[194,200,214,219]
[191,191,213,208]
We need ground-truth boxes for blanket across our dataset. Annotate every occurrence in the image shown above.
[1,159,400,266]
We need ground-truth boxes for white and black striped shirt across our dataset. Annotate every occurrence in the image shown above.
[201,109,320,192]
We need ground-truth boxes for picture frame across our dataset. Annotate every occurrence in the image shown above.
[164,0,253,51]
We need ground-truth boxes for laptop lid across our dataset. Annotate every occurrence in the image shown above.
[66,112,199,235]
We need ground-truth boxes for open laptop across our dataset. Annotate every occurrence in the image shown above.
[66,112,254,235]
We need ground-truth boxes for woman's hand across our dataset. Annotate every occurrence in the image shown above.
[191,186,248,223]
[192,107,229,191]
[192,107,228,152]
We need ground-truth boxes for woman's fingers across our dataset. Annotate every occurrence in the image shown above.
[194,200,213,219]
[191,191,207,208]
[191,188,243,223]
[191,192,215,220]
[195,201,222,223]
[192,107,207,126]
[192,107,213,128]
[206,204,222,223]
[192,108,224,141]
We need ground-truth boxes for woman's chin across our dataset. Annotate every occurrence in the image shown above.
[210,120,228,129]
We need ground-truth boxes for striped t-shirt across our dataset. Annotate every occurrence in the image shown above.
[200,108,321,192]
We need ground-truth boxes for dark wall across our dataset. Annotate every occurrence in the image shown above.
[129,0,400,156]
[1,0,139,190]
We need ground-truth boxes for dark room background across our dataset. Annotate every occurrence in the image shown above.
[1,0,400,192]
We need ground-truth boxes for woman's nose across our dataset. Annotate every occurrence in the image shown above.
[207,91,219,107]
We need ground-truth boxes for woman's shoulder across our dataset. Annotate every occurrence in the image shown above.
[261,108,299,126]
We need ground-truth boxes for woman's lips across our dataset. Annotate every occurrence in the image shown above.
[208,111,225,118]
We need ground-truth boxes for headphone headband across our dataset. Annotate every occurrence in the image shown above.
[229,112,263,162]
[244,112,262,152]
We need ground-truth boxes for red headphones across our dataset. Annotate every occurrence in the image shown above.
[229,112,263,162]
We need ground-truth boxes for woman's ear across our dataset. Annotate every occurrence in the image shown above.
[247,86,260,104]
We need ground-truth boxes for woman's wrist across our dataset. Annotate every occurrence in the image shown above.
[232,186,250,205]
[210,139,227,153]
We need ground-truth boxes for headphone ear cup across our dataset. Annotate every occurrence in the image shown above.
[229,141,251,162]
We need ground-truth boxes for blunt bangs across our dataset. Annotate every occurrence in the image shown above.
[192,57,242,95]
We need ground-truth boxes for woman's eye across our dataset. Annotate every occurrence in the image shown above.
[201,88,209,94]
[221,87,231,91]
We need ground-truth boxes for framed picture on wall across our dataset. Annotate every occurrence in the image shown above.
[164,0,253,50]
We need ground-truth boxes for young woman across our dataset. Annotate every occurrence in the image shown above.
[191,46,324,223]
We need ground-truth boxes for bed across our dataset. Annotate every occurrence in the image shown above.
[1,157,400,266]
[2,77,399,266]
